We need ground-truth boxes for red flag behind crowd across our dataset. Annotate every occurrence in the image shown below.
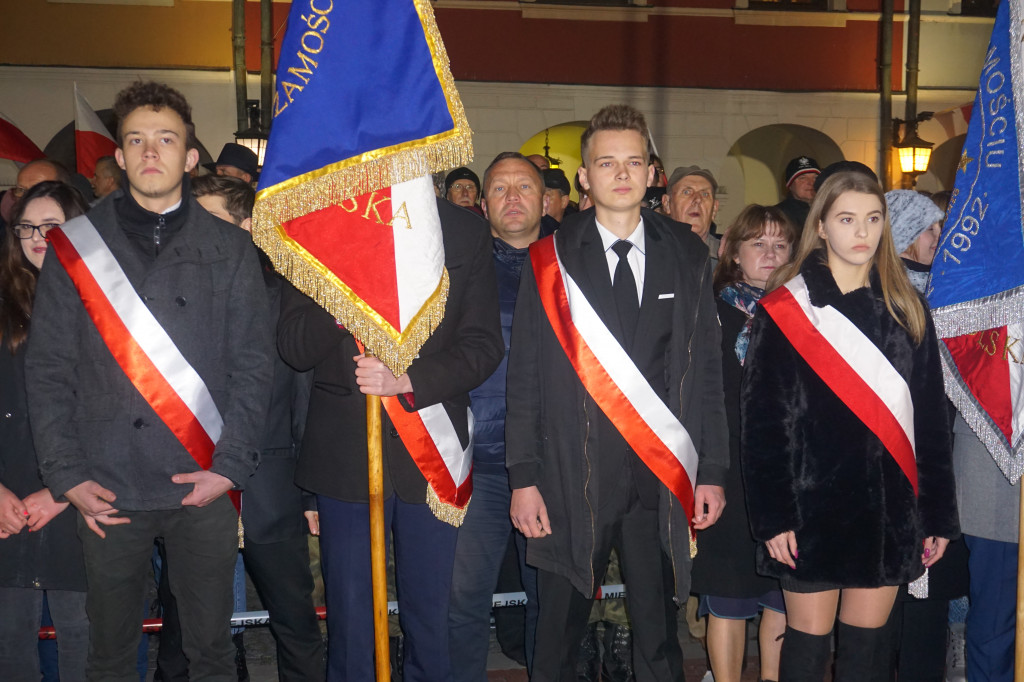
[0,112,43,164]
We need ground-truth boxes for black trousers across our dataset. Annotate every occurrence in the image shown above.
[531,469,684,682]
[79,496,238,682]
[158,532,325,682]
[243,534,325,681]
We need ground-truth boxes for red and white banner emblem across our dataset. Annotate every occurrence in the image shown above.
[275,176,447,375]
[942,323,1024,463]
[382,397,473,526]
[530,238,699,525]
[47,217,238,508]
[760,274,918,493]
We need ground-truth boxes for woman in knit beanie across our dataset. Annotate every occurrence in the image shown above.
[884,189,945,293]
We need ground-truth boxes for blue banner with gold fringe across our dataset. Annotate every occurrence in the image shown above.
[251,0,473,376]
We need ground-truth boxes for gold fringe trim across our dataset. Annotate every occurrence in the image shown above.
[427,486,468,527]
[689,530,697,559]
[237,516,244,550]
[256,219,449,375]
[252,0,473,230]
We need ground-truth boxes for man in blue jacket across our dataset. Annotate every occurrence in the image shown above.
[448,152,548,681]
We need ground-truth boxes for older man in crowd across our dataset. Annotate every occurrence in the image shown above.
[663,165,721,270]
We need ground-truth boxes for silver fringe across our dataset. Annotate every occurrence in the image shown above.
[939,342,1024,483]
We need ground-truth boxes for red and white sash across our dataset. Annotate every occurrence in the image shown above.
[47,217,240,510]
[760,274,918,493]
[347,336,473,527]
[381,397,473,526]
[530,237,699,525]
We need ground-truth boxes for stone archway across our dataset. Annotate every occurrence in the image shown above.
[718,124,844,227]
[916,134,966,194]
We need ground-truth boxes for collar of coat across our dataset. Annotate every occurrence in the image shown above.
[800,249,883,312]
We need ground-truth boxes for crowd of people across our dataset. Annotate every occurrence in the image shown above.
[0,80,1011,682]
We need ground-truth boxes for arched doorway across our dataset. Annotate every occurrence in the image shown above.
[519,122,587,202]
[719,124,844,227]
[916,134,966,194]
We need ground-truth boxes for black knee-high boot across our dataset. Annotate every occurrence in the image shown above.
[779,626,832,682]
[834,621,892,682]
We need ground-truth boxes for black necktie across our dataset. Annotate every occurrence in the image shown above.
[611,240,639,349]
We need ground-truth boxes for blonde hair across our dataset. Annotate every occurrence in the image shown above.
[768,171,927,344]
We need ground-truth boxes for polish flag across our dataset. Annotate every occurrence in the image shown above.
[74,84,117,177]
[0,112,43,163]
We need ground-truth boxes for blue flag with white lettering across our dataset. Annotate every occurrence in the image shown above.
[929,0,1024,324]
[928,0,1024,480]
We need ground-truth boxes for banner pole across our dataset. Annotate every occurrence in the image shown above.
[1016,482,1024,677]
[1016,481,1024,677]
[367,393,390,682]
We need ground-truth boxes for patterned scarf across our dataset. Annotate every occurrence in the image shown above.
[718,281,764,364]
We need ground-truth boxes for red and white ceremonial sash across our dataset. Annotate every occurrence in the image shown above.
[47,217,240,510]
[760,274,918,494]
[347,337,473,527]
[381,398,473,527]
[530,238,699,527]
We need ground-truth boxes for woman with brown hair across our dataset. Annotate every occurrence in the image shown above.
[0,180,90,681]
[691,204,796,682]
[741,172,958,681]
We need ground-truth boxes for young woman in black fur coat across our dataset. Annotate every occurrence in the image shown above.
[740,172,958,681]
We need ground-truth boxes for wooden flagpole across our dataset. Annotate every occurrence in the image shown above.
[366,393,390,682]
[1016,482,1024,677]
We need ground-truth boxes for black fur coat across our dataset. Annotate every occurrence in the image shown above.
[740,254,959,587]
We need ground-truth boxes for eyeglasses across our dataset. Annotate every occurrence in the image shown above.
[12,223,60,239]
[450,183,476,193]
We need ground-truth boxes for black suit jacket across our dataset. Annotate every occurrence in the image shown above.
[277,200,503,504]
[505,207,729,598]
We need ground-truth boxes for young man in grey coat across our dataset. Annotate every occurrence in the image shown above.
[25,81,272,681]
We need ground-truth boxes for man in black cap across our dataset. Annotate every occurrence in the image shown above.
[542,167,571,232]
[444,167,481,212]
[774,156,820,234]
[205,142,260,185]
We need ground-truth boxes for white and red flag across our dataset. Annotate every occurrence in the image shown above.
[928,0,1024,482]
[74,84,117,178]
[0,112,43,164]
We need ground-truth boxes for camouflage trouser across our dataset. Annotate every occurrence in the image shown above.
[589,549,631,626]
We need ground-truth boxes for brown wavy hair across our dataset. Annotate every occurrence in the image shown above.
[768,171,926,344]
[713,204,797,292]
[1,181,89,352]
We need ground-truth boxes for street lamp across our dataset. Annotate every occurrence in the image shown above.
[542,128,562,169]
[235,99,269,168]
[893,112,934,185]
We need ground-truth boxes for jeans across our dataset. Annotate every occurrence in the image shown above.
[448,470,538,682]
[0,587,88,682]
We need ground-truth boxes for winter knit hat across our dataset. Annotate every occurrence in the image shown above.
[885,190,945,254]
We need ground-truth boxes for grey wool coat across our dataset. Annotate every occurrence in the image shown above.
[25,191,273,510]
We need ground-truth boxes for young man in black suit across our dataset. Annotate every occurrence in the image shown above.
[506,104,730,681]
